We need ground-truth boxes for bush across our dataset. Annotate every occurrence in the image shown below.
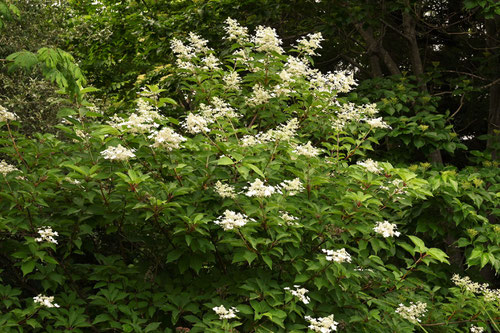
[0,19,498,332]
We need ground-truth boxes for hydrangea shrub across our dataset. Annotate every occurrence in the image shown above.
[0,19,499,332]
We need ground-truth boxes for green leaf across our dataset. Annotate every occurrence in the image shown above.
[217,156,234,165]
[408,236,427,252]
[426,248,449,264]
[21,261,35,276]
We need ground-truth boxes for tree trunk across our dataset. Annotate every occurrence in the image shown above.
[485,15,500,160]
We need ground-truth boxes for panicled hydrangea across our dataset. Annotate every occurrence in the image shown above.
[284,56,310,77]
[214,210,250,230]
[188,32,210,53]
[108,99,162,134]
[149,127,186,150]
[35,227,58,244]
[247,84,274,106]
[223,71,242,90]
[33,294,60,308]
[170,38,195,60]
[323,248,351,263]
[373,221,400,238]
[395,301,427,323]
[224,18,249,44]
[280,178,304,196]
[241,135,263,146]
[265,118,299,142]
[0,105,17,123]
[452,274,500,303]
[0,160,18,175]
[213,305,239,320]
[331,102,378,131]
[309,70,357,94]
[470,326,485,333]
[201,53,221,71]
[284,285,310,304]
[214,181,237,199]
[293,141,320,157]
[365,117,391,129]
[305,314,338,333]
[296,32,324,56]
[245,179,277,197]
[101,144,136,161]
[357,159,383,174]
[182,113,211,134]
[280,211,300,226]
[200,97,239,120]
[252,26,284,54]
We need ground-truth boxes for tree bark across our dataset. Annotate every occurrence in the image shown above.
[485,15,500,160]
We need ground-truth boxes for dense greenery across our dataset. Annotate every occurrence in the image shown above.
[0,1,499,332]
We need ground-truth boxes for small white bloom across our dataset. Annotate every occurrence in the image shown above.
[284,285,310,304]
[0,105,17,123]
[395,301,427,323]
[322,248,351,263]
[373,221,400,238]
[252,26,284,54]
[100,144,136,161]
[224,18,249,44]
[188,32,210,53]
[0,160,19,175]
[201,53,220,71]
[356,159,382,174]
[149,127,186,150]
[280,211,299,226]
[213,305,239,320]
[33,294,60,308]
[223,71,242,90]
[305,314,338,332]
[214,210,250,230]
[296,32,324,56]
[214,181,237,199]
[365,117,391,129]
[470,325,485,333]
[293,141,320,157]
[280,178,304,196]
[245,179,277,197]
[35,227,58,244]
[182,113,211,134]
[247,84,274,106]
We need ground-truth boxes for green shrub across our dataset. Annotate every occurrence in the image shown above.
[0,19,498,332]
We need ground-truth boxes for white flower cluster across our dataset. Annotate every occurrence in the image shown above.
[223,71,242,90]
[263,118,299,142]
[373,221,400,238]
[305,314,338,333]
[322,248,352,263]
[214,210,250,230]
[0,160,18,175]
[33,294,60,308]
[395,301,427,323]
[213,305,239,320]
[224,18,249,44]
[0,105,17,123]
[280,178,304,196]
[35,227,58,244]
[199,97,239,120]
[182,113,211,134]
[280,211,299,226]
[149,127,186,150]
[296,32,324,56]
[108,99,162,134]
[247,84,275,106]
[356,159,383,174]
[452,274,500,303]
[365,117,391,129]
[470,325,485,333]
[201,53,220,70]
[332,102,378,130]
[101,144,136,161]
[252,25,283,54]
[214,181,237,199]
[284,285,310,304]
[309,70,357,95]
[293,141,320,157]
[245,179,278,197]
[170,33,215,71]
